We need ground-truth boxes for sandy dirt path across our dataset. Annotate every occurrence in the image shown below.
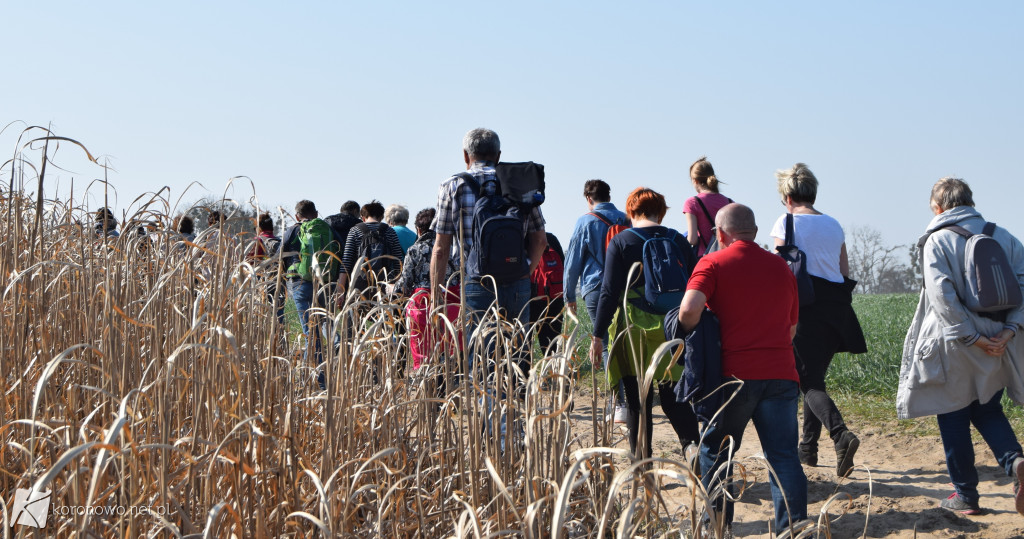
[567,396,1024,538]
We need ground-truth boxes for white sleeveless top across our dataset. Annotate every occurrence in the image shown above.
[770,213,845,283]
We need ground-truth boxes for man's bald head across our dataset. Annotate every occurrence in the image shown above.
[716,203,758,242]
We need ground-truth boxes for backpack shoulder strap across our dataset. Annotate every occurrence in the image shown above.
[455,171,479,193]
[626,227,649,242]
[943,225,973,238]
[785,213,796,246]
[693,196,714,223]
[983,222,997,236]
[588,211,612,226]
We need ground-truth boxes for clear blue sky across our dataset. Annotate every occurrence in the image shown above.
[3,2,1022,252]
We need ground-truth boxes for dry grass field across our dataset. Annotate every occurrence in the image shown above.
[1,128,855,538]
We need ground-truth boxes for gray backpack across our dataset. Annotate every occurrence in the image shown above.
[923,222,1022,313]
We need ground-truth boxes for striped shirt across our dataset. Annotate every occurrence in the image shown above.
[341,222,404,281]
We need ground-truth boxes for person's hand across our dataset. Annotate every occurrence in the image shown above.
[567,301,577,315]
[974,334,1007,357]
[982,329,1015,356]
[589,336,603,368]
[333,286,347,309]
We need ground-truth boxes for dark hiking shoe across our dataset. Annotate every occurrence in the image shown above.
[1013,457,1024,515]
[941,492,982,515]
[799,445,817,467]
[834,430,859,478]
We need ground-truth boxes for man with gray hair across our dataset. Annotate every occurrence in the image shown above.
[677,203,807,535]
[430,128,547,323]
[430,128,547,448]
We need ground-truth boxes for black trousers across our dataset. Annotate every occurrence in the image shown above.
[621,376,700,459]
[793,312,848,448]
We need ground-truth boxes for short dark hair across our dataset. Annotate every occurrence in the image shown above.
[295,200,317,220]
[207,210,223,226]
[96,207,116,222]
[360,200,385,221]
[583,179,611,203]
[257,212,274,233]
[414,207,436,234]
[178,216,194,235]
[341,200,360,216]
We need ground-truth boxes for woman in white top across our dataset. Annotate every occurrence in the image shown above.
[771,163,866,478]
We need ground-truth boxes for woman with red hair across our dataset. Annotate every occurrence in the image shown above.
[589,187,700,460]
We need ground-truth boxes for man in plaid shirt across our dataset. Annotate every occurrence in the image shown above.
[430,128,547,442]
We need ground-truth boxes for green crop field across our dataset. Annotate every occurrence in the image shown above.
[567,292,1024,436]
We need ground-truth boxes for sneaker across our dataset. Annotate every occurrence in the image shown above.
[613,404,629,424]
[799,445,817,467]
[1013,457,1024,515]
[834,430,860,478]
[940,492,982,515]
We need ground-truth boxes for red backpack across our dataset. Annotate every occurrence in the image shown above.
[531,245,564,299]
[588,211,630,251]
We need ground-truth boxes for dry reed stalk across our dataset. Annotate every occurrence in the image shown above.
[0,127,866,538]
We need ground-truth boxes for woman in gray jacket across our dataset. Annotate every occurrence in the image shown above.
[897,177,1024,516]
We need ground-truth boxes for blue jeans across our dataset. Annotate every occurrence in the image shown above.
[464,277,532,447]
[286,279,325,388]
[699,379,807,532]
[464,277,532,369]
[583,289,625,405]
[937,389,1023,504]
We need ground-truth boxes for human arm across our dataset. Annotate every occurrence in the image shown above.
[591,238,628,339]
[770,213,786,248]
[430,233,453,305]
[678,289,707,332]
[685,213,700,247]
[562,219,587,306]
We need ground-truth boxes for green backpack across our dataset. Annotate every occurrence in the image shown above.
[294,218,341,283]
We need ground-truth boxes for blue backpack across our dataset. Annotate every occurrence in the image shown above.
[627,227,688,314]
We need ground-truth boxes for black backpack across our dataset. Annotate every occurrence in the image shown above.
[461,163,545,284]
[352,222,392,291]
[324,213,359,246]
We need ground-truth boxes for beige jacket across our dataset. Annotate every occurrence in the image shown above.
[896,207,1024,419]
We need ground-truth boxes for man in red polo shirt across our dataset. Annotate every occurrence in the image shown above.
[677,203,806,535]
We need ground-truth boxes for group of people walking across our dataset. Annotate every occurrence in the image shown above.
[95,128,1024,534]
